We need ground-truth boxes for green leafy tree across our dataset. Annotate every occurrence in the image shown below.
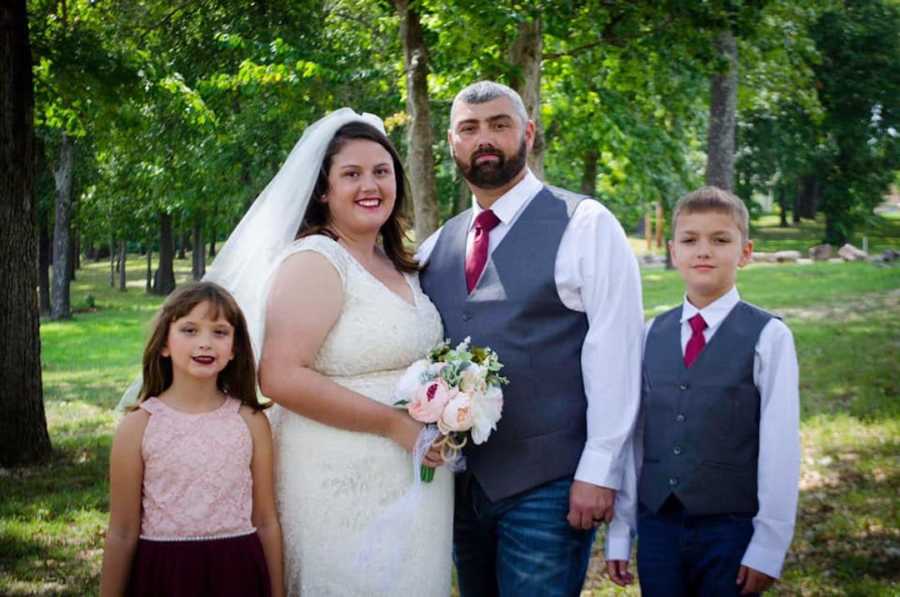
[811,0,900,245]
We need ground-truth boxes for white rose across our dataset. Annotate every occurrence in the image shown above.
[394,359,429,403]
[458,363,486,394]
[470,385,503,445]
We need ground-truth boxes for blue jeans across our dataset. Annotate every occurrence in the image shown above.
[453,475,595,597]
[637,499,758,597]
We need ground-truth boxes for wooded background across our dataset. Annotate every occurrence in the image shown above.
[2,0,899,466]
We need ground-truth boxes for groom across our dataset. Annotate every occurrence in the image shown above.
[418,80,644,596]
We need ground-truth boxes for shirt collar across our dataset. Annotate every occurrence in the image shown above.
[681,286,741,331]
[469,169,542,230]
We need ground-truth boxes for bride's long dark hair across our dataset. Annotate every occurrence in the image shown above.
[297,122,418,273]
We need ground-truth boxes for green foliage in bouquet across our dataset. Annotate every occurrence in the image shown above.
[429,337,509,389]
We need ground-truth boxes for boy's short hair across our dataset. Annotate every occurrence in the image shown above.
[672,186,750,243]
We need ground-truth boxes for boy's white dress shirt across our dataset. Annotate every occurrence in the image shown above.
[607,287,800,578]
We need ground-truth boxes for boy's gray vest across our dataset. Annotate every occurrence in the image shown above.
[420,186,588,502]
[639,302,774,516]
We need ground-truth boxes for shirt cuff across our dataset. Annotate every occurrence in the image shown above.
[741,539,787,579]
[604,525,633,561]
[574,447,622,490]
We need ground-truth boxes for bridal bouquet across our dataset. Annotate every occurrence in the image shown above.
[395,337,507,482]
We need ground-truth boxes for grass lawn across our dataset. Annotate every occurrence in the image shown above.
[2,248,899,596]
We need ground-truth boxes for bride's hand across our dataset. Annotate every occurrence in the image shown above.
[422,442,445,468]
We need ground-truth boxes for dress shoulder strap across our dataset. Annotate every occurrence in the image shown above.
[226,397,244,414]
[137,397,163,415]
[279,234,348,284]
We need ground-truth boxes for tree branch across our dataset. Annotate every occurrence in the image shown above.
[544,13,675,61]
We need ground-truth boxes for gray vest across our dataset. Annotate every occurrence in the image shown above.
[420,186,588,501]
[639,301,773,516]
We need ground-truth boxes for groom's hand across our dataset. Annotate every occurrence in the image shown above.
[567,481,615,530]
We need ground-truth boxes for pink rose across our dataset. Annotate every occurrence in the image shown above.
[408,379,456,423]
[438,392,474,433]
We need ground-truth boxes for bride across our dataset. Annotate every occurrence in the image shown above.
[252,111,452,596]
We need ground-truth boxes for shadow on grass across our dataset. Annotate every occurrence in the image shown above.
[0,435,110,597]
[784,439,900,596]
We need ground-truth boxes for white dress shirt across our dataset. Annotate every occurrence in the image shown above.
[417,169,644,495]
[607,287,800,577]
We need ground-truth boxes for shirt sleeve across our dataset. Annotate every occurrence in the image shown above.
[561,200,644,491]
[742,318,801,578]
[605,318,653,559]
[414,227,442,265]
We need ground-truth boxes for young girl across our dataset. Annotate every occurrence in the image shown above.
[100,282,284,597]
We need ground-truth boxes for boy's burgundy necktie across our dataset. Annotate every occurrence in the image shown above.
[684,313,707,368]
[465,209,501,293]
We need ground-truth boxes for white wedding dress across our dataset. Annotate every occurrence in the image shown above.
[268,235,453,597]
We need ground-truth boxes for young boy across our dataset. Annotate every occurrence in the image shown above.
[605,186,800,596]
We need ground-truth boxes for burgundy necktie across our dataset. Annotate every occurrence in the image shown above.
[465,209,501,293]
[684,313,707,368]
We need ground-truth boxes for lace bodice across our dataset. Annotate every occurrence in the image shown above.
[292,235,443,382]
[139,397,255,540]
[270,235,452,597]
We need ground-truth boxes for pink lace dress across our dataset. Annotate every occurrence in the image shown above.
[126,396,271,597]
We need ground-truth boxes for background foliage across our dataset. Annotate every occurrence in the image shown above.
[27,0,900,254]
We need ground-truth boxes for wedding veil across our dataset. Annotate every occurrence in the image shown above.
[117,108,387,410]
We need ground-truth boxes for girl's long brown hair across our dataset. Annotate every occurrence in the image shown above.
[138,282,267,411]
[297,121,418,273]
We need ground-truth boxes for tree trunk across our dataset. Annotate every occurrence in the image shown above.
[109,236,115,287]
[117,240,127,291]
[796,174,820,220]
[153,212,176,295]
[67,225,76,281]
[792,180,802,225]
[38,213,50,315]
[822,183,849,246]
[209,203,217,259]
[176,227,187,260]
[50,132,74,320]
[453,175,470,217]
[778,186,789,227]
[73,231,80,271]
[580,149,598,196]
[395,0,439,244]
[0,0,52,467]
[191,215,205,280]
[509,18,544,179]
[705,29,738,191]
[145,244,152,293]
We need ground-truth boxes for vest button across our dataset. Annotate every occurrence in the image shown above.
[673,446,682,455]
[675,413,686,423]
[668,477,679,486]
[462,313,472,321]
[679,383,689,391]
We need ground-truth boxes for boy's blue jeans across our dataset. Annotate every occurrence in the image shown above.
[453,475,595,597]
[637,497,759,597]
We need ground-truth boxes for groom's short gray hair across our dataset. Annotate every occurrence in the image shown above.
[451,81,529,126]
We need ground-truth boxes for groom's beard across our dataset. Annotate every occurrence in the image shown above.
[455,137,528,190]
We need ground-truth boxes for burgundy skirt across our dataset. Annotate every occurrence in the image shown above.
[126,532,271,597]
